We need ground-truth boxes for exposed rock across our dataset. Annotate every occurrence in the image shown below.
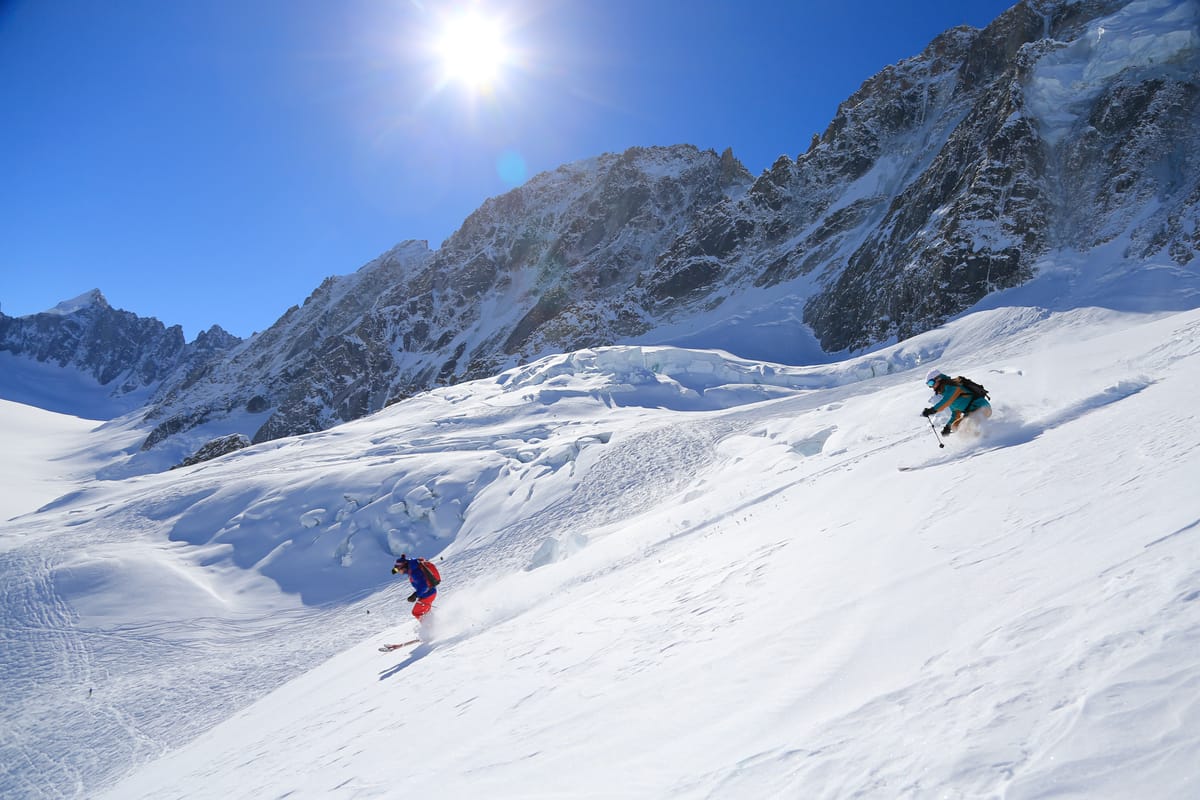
[142,147,755,445]
[173,433,252,469]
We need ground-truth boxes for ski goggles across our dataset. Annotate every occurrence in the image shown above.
[926,378,937,387]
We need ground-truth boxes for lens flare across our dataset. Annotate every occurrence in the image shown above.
[496,150,527,185]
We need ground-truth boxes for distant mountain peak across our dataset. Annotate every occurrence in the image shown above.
[45,289,108,316]
[1,289,242,418]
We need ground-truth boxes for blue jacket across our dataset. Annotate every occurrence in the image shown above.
[931,382,990,417]
[402,558,438,599]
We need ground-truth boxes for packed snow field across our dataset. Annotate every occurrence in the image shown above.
[3,301,1200,798]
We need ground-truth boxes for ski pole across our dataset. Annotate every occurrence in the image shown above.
[927,415,945,448]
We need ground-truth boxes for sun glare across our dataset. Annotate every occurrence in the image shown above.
[435,11,510,92]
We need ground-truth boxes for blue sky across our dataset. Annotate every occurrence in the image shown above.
[0,0,1014,339]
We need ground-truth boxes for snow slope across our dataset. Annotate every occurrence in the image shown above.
[0,399,106,521]
[2,299,1200,798]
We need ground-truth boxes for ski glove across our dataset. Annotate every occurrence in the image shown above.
[921,407,934,417]
[407,592,418,603]
[391,566,401,574]
[941,425,953,436]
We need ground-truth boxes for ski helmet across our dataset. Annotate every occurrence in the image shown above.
[924,367,943,382]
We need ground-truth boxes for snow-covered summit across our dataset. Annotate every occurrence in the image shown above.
[43,288,108,316]
[0,292,242,419]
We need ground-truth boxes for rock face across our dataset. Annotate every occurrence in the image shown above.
[143,146,757,445]
[0,290,240,400]
[726,0,1199,350]
[173,433,252,469]
[10,0,1198,454]
[141,240,437,447]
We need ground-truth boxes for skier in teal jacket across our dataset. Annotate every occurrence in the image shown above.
[921,368,992,435]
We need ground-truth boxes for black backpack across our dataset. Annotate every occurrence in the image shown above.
[951,376,989,400]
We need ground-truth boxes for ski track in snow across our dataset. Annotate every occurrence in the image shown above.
[0,542,383,798]
[1,377,780,797]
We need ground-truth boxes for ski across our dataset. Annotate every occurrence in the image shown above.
[378,639,420,652]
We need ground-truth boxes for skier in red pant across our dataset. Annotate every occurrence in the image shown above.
[391,555,440,620]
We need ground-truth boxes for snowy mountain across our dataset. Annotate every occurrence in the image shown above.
[693,0,1200,351]
[5,0,1198,459]
[0,290,240,418]
[139,147,753,451]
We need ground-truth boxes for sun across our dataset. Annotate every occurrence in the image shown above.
[434,10,511,92]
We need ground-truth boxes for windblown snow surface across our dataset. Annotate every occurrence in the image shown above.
[3,274,1200,798]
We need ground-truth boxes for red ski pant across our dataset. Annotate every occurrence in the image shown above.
[412,593,436,619]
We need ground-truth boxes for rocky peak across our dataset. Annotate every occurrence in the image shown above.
[44,288,109,316]
[2,293,179,390]
[192,324,240,353]
[718,147,752,189]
